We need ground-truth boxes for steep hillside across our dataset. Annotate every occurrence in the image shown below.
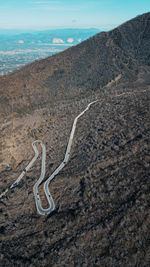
[0,12,150,117]
[0,12,150,266]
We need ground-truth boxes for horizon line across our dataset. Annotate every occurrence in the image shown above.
[0,24,119,32]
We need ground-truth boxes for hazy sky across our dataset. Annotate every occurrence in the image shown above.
[0,0,149,31]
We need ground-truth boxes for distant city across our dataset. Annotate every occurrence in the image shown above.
[0,28,100,76]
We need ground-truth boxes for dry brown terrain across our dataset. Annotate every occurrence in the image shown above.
[0,12,150,266]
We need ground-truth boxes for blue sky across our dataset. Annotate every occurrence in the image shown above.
[0,0,149,31]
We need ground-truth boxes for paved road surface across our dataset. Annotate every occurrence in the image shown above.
[0,100,98,215]
[0,90,147,215]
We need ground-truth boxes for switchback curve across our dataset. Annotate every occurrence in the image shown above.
[0,100,98,215]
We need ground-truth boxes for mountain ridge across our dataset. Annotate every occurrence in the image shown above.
[0,12,150,119]
[0,12,150,266]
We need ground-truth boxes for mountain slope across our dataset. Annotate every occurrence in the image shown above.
[0,12,150,266]
[0,28,100,76]
[0,12,150,118]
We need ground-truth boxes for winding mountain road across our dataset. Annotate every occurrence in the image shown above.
[0,100,98,215]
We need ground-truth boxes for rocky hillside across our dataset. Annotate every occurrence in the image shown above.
[0,12,150,266]
[0,12,150,117]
